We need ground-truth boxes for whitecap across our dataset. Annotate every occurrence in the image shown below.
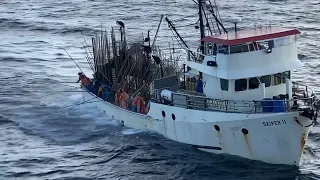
[121,128,148,135]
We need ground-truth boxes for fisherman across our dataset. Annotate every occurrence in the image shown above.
[91,80,102,95]
[132,93,142,113]
[115,88,122,105]
[119,89,129,110]
[77,72,93,90]
[138,96,146,114]
[102,84,110,101]
[196,76,203,93]
[76,72,85,85]
[97,84,104,98]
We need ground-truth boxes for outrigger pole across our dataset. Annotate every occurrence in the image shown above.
[63,48,84,73]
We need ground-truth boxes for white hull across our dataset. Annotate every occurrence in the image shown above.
[82,90,312,166]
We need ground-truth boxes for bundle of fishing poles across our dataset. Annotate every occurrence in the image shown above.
[82,20,181,98]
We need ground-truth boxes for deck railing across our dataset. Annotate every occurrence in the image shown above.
[186,49,210,63]
[151,82,318,114]
[292,81,316,107]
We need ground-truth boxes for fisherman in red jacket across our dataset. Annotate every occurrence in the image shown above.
[77,72,92,89]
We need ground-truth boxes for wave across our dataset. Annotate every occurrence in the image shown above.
[0,18,97,35]
[0,115,14,125]
[121,128,149,135]
[11,157,57,167]
[0,56,28,63]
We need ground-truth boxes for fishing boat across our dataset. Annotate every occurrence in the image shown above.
[76,0,320,166]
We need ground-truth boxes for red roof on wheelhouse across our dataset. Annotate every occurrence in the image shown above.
[201,27,300,45]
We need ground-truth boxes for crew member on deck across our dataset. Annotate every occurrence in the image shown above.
[102,84,110,101]
[132,93,146,113]
[77,72,92,90]
[139,96,146,114]
[115,89,122,105]
[119,89,129,110]
[92,80,101,95]
[196,76,203,93]
[132,93,141,113]
[97,84,104,98]
[77,72,84,85]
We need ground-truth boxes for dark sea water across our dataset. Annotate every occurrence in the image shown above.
[1,0,320,179]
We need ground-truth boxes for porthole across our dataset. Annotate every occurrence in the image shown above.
[242,128,248,135]
[214,125,220,131]
[162,111,166,117]
[172,114,176,120]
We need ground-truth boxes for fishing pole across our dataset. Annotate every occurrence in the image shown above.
[63,48,84,73]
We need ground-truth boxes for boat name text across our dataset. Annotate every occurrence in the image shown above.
[263,120,286,127]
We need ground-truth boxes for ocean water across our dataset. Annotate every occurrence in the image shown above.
[1,0,320,179]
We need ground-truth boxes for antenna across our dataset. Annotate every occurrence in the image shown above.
[231,17,242,33]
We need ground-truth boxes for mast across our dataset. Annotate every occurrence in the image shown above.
[198,0,205,54]
[198,0,205,78]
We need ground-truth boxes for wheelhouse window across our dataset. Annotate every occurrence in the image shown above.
[217,45,229,54]
[260,75,271,87]
[273,73,285,85]
[248,43,255,51]
[284,71,290,79]
[268,40,275,48]
[220,78,229,91]
[257,40,274,50]
[235,79,247,91]
[230,44,249,54]
[249,77,259,89]
[206,43,215,55]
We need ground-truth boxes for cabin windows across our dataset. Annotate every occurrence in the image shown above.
[207,44,213,55]
[273,73,285,85]
[284,71,290,79]
[220,78,229,91]
[268,40,275,48]
[215,36,295,55]
[235,79,247,91]
[273,73,282,85]
[249,77,260,89]
[257,41,267,50]
[233,72,289,92]
[218,40,275,55]
[217,45,229,54]
[255,40,274,50]
[272,71,290,85]
[260,75,271,87]
[205,43,217,55]
[230,44,250,54]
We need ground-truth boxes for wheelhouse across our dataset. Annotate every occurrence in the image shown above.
[202,27,299,56]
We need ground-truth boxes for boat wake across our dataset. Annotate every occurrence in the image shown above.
[121,128,150,135]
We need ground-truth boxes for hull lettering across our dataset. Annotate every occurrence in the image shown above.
[263,120,286,126]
